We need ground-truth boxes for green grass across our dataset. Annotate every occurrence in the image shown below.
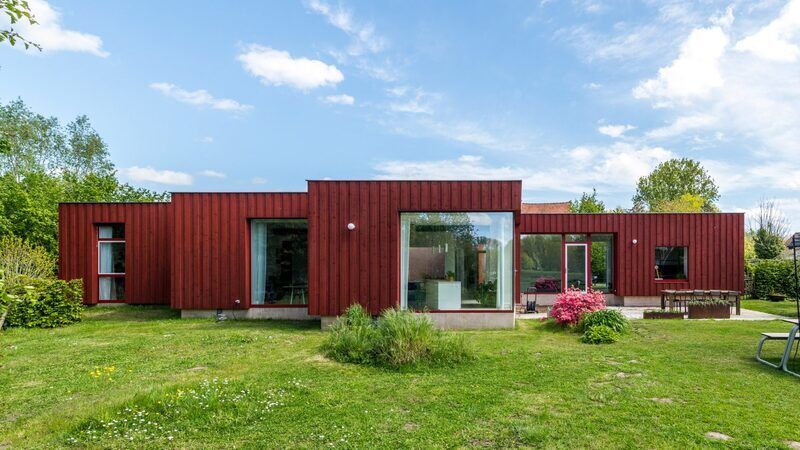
[2,306,800,448]
[742,298,800,318]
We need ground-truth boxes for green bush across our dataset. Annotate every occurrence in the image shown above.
[578,309,629,334]
[321,304,474,368]
[4,276,84,328]
[0,236,56,281]
[580,325,620,344]
[749,259,798,300]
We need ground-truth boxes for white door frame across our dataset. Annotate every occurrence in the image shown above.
[564,243,588,291]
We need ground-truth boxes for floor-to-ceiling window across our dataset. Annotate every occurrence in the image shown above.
[590,234,614,291]
[250,219,308,305]
[400,212,514,310]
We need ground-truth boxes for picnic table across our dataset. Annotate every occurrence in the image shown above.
[756,318,799,378]
[660,290,741,315]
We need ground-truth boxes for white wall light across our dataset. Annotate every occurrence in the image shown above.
[347,223,356,231]
[632,239,638,245]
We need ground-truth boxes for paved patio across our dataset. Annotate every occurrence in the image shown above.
[517,307,782,321]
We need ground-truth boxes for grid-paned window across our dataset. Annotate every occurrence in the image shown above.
[98,224,125,301]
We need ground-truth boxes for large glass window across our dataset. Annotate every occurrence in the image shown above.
[250,219,308,305]
[401,212,513,310]
[591,234,614,291]
[521,233,615,293]
[97,224,125,301]
[520,234,562,293]
[655,246,688,280]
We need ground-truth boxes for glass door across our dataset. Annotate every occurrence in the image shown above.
[565,243,588,291]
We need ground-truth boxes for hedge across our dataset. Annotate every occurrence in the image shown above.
[748,259,799,300]
[4,276,84,328]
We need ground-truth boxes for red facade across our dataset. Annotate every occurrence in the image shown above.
[58,181,744,312]
[519,213,745,296]
[169,192,308,310]
[307,181,522,316]
[58,203,171,305]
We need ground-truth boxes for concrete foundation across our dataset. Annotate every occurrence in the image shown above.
[181,308,318,320]
[321,312,515,330]
[428,312,515,329]
[620,296,661,307]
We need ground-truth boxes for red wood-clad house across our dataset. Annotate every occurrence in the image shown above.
[58,180,744,329]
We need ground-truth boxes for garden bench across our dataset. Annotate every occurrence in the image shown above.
[756,319,800,378]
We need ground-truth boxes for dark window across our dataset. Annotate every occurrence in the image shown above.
[655,246,687,280]
[250,219,308,305]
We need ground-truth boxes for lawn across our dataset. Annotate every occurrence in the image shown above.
[742,298,800,318]
[2,306,800,449]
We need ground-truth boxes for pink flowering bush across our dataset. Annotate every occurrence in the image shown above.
[549,288,606,326]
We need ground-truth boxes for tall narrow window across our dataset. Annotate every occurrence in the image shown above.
[250,219,308,305]
[655,246,688,280]
[590,234,614,292]
[97,224,125,301]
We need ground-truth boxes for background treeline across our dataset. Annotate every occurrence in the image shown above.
[0,98,167,254]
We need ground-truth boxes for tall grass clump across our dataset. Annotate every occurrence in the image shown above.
[322,305,474,368]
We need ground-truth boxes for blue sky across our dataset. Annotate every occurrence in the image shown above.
[2,0,799,229]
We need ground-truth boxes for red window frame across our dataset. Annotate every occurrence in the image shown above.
[97,224,126,302]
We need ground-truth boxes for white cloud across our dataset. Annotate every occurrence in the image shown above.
[306,0,387,56]
[2,0,108,56]
[373,155,526,180]
[373,143,673,194]
[149,83,252,112]
[199,136,214,144]
[121,166,193,186]
[735,0,800,62]
[645,114,716,139]
[198,170,225,179]
[237,44,344,91]
[251,177,268,185]
[584,82,602,90]
[597,124,635,138]
[387,87,441,115]
[633,25,729,105]
[322,94,355,105]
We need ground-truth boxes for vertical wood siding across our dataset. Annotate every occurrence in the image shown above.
[518,213,744,297]
[308,181,522,316]
[169,193,308,310]
[58,203,171,305]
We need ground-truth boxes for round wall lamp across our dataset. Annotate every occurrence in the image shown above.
[632,239,638,245]
[347,223,356,231]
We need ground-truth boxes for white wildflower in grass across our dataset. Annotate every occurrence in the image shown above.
[66,377,308,445]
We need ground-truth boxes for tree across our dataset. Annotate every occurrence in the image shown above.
[749,198,789,260]
[651,193,705,213]
[632,158,720,212]
[1,0,40,50]
[0,99,167,253]
[570,189,605,213]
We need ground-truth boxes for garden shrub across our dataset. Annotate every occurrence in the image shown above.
[748,259,798,300]
[0,236,56,281]
[578,309,629,334]
[4,276,84,328]
[550,288,606,326]
[321,304,474,368]
[580,324,620,344]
